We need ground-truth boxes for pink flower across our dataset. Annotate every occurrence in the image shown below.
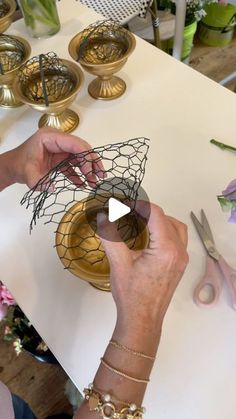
[0,285,15,306]
[0,302,7,321]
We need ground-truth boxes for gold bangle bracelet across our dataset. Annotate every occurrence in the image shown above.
[109,340,156,360]
[100,358,150,384]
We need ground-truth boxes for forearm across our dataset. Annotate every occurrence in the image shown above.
[0,150,17,191]
[75,315,162,418]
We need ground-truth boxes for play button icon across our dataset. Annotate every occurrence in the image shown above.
[108,197,131,222]
[84,176,150,243]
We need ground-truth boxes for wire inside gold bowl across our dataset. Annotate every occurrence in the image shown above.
[0,0,16,33]
[0,1,10,18]
[0,35,29,74]
[56,197,149,291]
[23,72,76,104]
[69,22,135,67]
[79,37,129,65]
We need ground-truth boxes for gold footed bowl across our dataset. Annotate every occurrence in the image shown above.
[68,21,136,100]
[56,197,149,291]
[0,35,31,107]
[38,108,80,132]
[0,0,16,34]
[13,55,84,133]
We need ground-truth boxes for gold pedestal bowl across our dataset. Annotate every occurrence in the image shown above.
[68,20,136,100]
[56,196,149,291]
[0,0,16,34]
[13,53,84,133]
[0,34,31,107]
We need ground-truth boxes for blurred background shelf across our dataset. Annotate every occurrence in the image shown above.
[190,32,236,92]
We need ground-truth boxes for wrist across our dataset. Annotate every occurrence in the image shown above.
[116,302,165,333]
[0,150,18,191]
[113,313,162,358]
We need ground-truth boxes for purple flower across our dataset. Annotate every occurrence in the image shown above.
[222,178,236,200]
[219,179,236,223]
[228,207,236,223]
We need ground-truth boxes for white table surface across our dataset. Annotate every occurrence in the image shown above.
[1,1,236,418]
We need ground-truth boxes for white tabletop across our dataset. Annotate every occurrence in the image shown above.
[1,1,236,418]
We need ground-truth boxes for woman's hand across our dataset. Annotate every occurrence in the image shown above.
[1,127,104,190]
[80,202,189,415]
[98,202,189,328]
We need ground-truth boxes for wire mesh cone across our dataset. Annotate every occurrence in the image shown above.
[0,34,31,107]
[21,138,150,291]
[0,0,16,33]
[68,19,136,100]
[13,52,84,132]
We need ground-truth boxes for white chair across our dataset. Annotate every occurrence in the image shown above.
[79,0,162,48]
[80,0,151,24]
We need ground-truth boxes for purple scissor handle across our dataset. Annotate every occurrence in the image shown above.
[193,255,222,307]
[191,210,236,310]
[217,255,236,310]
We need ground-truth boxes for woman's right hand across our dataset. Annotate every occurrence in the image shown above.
[74,203,189,418]
[97,202,189,328]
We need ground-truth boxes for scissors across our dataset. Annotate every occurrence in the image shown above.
[191,209,236,309]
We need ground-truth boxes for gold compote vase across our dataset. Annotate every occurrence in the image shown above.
[0,0,16,33]
[13,52,84,132]
[69,19,136,100]
[0,34,31,107]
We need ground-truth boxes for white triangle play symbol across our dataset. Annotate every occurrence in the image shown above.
[108,197,131,222]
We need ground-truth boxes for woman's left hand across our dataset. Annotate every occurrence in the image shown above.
[6,127,104,189]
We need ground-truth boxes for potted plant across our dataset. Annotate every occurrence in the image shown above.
[161,0,217,62]
[198,2,236,47]
[0,282,58,364]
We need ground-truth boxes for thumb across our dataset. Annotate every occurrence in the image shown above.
[97,212,130,268]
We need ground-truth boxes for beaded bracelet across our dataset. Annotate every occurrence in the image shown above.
[84,383,146,418]
[100,358,150,384]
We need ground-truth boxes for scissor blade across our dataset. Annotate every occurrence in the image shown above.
[191,211,219,260]
[201,209,215,245]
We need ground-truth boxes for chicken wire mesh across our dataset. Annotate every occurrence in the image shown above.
[17,52,76,106]
[21,138,150,271]
[0,1,9,18]
[77,19,131,63]
[0,35,26,75]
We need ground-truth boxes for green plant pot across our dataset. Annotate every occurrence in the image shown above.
[198,3,236,46]
[162,20,197,63]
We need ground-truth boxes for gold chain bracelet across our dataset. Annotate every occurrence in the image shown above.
[109,340,156,360]
[84,384,146,418]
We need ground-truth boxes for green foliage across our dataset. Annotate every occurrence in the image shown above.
[217,196,233,212]
[159,0,217,25]
[18,0,59,29]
